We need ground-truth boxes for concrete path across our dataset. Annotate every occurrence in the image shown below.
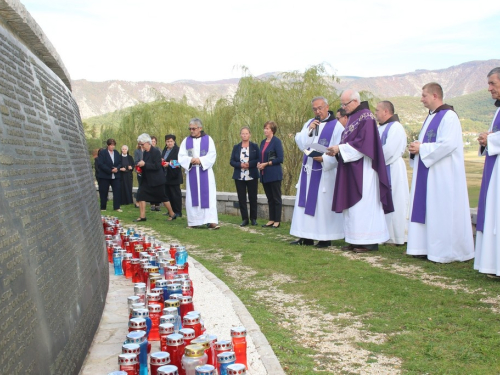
[79,257,285,374]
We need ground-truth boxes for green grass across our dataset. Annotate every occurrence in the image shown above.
[106,204,500,374]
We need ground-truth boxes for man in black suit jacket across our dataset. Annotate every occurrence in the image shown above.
[97,138,122,212]
[162,134,183,217]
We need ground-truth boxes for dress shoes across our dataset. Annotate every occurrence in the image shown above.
[412,255,428,260]
[272,223,280,228]
[341,244,355,251]
[251,219,258,226]
[133,217,147,222]
[290,238,314,246]
[314,241,331,248]
[262,222,274,227]
[240,219,249,227]
[353,247,377,253]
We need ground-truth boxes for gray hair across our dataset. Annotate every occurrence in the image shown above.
[342,89,361,102]
[311,96,328,105]
[137,133,152,144]
[122,145,129,151]
[189,118,203,128]
[488,67,500,79]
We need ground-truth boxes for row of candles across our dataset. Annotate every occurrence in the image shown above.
[102,217,249,375]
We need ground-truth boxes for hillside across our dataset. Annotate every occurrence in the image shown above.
[389,89,495,133]
[335,60,499,99]
[73,60,500,119]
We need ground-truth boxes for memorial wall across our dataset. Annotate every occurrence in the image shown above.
[0,2,108,374]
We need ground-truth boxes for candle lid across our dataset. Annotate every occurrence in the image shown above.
[179,296,192,305]
[184,344,205,357]
[230,326,247,338]
[166,333,184,346]
[195,365,216,375]
[157,365,179,375]
[215,339,233,351]
[163,307,178,316]
[160,314,176,325]
[147,292,161,301]
[150,351,171,365]
[122,343,140,355]
[164,299,180,308]
[118,353,137,365]
[126,330,146,344]
[190,337,209,350]
[226,364,247,374]
[179,328,196,340]
[217,351,236,364]
[132,308,149,318]
[128,317,146,330]
[183,315,200,325]
[148,304,162,313]
[156,279,169,288]
[159,323,175,335]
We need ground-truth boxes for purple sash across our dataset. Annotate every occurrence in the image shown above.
[380,122,395,186]
[410,110,448,223]
[298,119,337,216]
[186,135,210,208]
[476,110,500,232]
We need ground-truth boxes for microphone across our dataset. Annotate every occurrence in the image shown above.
[308,116,321,137]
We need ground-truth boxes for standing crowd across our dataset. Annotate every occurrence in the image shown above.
[95,67,500,277]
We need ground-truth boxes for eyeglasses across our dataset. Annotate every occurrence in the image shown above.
[312,106,324,112]
[138,143,144,146]
[341,100,354,108]
[188,127,198,131]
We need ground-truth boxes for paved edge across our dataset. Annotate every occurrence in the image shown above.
[190,257,286,375]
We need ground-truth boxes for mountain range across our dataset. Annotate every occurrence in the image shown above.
[73,59,500,120]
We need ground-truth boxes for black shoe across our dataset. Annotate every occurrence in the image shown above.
[155,206,161,211]
[315,241,331,248]
[176,212,183,218]
[251,219,258,226]
[272,223,280,228]
[412,255,428,260]
[240,219,249,227]
[290,238,314,246]
[133,217,147,222]
[262,222,274,227]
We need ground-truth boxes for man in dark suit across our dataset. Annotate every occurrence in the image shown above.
[97,138,122,212]
[162,134,183,218]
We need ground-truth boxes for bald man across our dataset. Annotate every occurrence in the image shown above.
[407,82,473,263]
[327,90,393,253]
[375,101,409,245]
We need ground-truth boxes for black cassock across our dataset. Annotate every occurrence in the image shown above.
[120,154,135,205]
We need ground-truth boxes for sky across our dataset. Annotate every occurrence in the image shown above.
[21,0,500,83]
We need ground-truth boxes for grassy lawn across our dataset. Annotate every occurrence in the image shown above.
[106,204,500,375]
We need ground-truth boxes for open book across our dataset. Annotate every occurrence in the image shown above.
[303,143,329,158]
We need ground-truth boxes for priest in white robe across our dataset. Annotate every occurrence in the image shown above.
[407,82,474,263]
[375,101,409,245]
[327,90,393,253]
[474,67,500,276]
[178,118,219,229]
[290,97,344,248]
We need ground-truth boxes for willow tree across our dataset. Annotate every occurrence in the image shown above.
[227,64,340,195]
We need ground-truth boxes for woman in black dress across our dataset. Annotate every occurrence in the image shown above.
[119,145,135,205]
[134,133,175,222]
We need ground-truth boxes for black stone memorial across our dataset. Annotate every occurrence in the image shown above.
[0,6,108,375]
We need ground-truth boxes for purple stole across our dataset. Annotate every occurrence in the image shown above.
[298,119,337,216]
[476,109,500,232]
[186,135,210,208]
[380,122,395,186]
[410,110,448,223]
